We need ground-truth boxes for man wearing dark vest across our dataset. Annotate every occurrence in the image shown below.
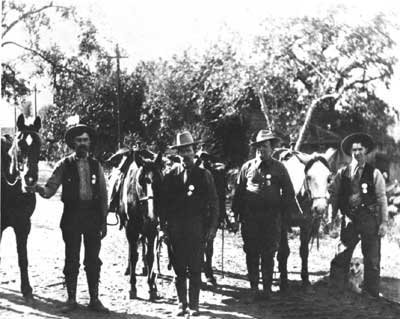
[232,130,297,301]
[160,131,219,316]
[330,132,388,297]
[34,124,109,312]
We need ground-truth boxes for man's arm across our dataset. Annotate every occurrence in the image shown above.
[279,163,299,226]
[374,169,388,237]
[98,164,108,223]
[204,169,220,241]
[35,159,64,198]
[231,164,247,222]
[329,170,342,221]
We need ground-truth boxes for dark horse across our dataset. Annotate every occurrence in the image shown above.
[273,148,335,289]
[121,150,163,300]
[195,151,229,285]
[1,114,41,301]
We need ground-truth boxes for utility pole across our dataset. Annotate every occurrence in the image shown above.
[107,44,128,149]
[34,84,37,118]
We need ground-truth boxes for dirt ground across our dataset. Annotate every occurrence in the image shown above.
[1,162,400,319]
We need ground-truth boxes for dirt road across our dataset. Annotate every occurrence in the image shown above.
[1,162,400,318]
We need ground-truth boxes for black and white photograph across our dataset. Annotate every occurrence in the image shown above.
[1,0,400,318]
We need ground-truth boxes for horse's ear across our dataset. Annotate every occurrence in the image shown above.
[33,117,41,131]
[154,152,163,167]
[16,114,25,131]
[323,147,337,163]
[294,152,313,164]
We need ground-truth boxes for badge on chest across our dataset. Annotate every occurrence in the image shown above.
[265,174,272,187]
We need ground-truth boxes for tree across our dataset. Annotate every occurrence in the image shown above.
[251,10,398,149]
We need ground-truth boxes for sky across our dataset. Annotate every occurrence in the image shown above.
[1,0,400,129]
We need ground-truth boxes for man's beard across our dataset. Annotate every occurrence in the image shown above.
[76,145,89,157]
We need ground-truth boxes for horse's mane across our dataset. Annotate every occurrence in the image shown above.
[304,156,330,173]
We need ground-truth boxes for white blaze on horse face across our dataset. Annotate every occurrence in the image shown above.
[306,161,331,212]
[146,182,154,220]
[25,134,33,146]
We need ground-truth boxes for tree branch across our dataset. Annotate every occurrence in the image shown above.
[2,40,92,78]
[294,89,345,151]
[2,3,70,39]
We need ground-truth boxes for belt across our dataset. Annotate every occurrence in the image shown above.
[348,203,378,217]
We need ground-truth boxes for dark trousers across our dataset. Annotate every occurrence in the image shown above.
[241,211,281,291]
[61,205,103,296]
[203,238,214,279]
[62,227,102,285]
[168,216,204,309]
[331,207,381,296]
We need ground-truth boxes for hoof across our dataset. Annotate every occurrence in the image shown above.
[149,290,158,301]
[129,289,137,299]
[124,267,130,276]
[206,276,218,287]
[60,299,78,313]
[23,293,35,304]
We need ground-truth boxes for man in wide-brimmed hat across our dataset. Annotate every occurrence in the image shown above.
[330,132,388,297]
[232,129,297,301]
[160,131,219,316]
[32,124,109,313]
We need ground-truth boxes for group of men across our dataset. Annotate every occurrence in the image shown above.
[27,123,388,315]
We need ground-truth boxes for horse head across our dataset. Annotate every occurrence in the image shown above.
[133,150,164,222]
[6,114,42,192]
[295,149,336,217]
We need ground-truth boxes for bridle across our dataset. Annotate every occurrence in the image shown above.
[302,156,331,202]
[3,130,41,187]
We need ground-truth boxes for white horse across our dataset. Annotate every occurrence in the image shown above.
[273,148,336,289]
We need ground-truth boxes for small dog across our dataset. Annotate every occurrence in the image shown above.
[348,257,364,293]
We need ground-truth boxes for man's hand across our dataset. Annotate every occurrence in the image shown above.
[378,222,388,237]
[35,184,45,196]
[229,221,239,233]
[206,228,217,242]
[100,223,107,239]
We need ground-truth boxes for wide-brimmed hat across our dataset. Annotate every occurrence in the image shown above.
[341,132,375,156]
[250,130,281,146]
[169,131,200,149]
[65,124,96,149]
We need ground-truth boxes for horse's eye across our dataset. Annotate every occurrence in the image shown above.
[144,177,151,184]
[327,175,333,183]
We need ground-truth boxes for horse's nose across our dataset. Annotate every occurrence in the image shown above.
[24,173,38,186]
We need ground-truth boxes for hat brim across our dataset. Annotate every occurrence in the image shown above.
[65,125,96,149]
[341,133,375,156]
[250,137,281,146]
[169,141,200,150]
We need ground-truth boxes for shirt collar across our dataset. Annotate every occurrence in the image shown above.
[255,157,273,169]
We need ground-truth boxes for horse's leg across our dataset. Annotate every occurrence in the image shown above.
[277,225,290,291]
[204,238,217,285]
[141,236,148,276]
[299,223,312,287]
[146,231,158,300]
[14,223,33,300]
[126,223,140,299]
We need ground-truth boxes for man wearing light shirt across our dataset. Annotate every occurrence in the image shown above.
[32,124,109,313]
[330,132,388,297]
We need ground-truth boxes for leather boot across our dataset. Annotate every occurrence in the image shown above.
[175,277,188,316]
[189,274,201,316]
[60,277,78,313]
[87,277,109,313]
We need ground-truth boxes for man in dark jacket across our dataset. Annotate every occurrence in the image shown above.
[330,133,388,297]
[161,131,219,316]
[33,124,109,313]
[232,130,297,301]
